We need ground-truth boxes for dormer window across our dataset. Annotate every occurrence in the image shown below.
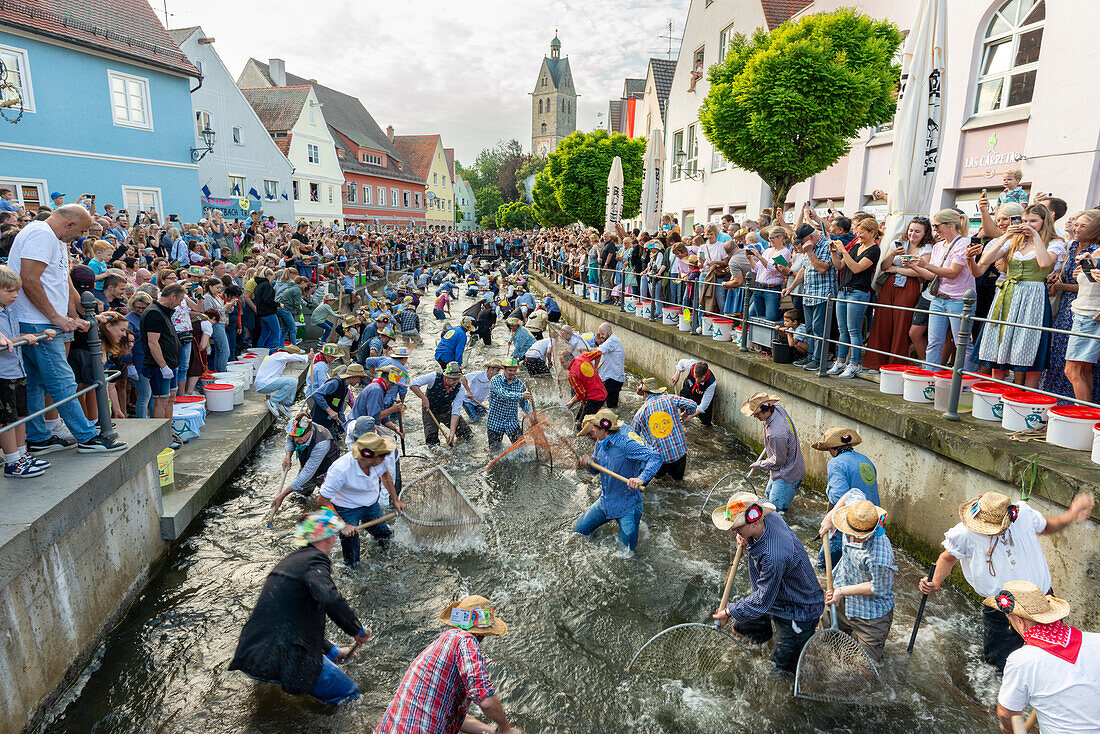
[361,152,383,166]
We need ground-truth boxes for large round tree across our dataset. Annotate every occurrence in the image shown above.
[699,8,903,208]
[545,129,644,230]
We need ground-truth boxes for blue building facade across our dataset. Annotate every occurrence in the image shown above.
[0,2,201,220]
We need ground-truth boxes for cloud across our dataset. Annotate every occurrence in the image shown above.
[169,0,686,164]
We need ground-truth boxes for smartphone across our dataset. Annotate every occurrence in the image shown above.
[1010,215,1023,225]
[805,200,812,209]
[1082,258,1095,274]
[981,188,987,197]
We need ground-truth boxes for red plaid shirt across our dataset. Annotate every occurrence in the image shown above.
[375,628,496,734]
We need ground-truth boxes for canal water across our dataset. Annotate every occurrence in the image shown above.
[44,286,1002,734]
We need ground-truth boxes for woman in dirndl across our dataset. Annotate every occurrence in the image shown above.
[974,204,1065,388]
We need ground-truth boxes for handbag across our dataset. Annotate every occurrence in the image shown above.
[924,237,961,298]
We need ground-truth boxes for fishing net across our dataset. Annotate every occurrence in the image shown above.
[398,467,483,543]
[627,622,745,677]
[485,410,578,471]
[546,324,572,398]
[793,605,881,702]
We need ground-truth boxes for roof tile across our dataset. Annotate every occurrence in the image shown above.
[761,0,812,31]
[391,135,441,183]
[240,86,311,132]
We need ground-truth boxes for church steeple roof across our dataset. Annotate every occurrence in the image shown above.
[550,30,561,59]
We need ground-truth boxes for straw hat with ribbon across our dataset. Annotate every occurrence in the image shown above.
[959,492,1019,535]
[577,408,624,436]
[321,343,343,358]
[637,377,668,395]
[342,316,359,327]
[506,317,521,327]
[740,391,781,416]
[983,580,1071,624]
[712,491,776,531]
[833,500,886,540]
[440,595,508,637]
[352,432,394,459]
[340,363,368,380]
[293,507,345,547]
[811,427,862,451]
[390,346,411,359]
[485,357,504,369]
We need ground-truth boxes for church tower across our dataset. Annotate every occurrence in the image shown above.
[531,32,578,157]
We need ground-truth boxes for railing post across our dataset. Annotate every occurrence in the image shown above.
[818,292,836,378]
[81,291,116,441]
[738,285,750,352]
[651,275,662,322]
[691,274,702,334]
[943,289,977,421]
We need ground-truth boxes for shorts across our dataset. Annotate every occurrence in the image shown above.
[401,329,419,338]
[1066,314,1100,363]
[0,377,28,424]
[143,364,178,398]
[911,294,932,327]
[67,347,96,385]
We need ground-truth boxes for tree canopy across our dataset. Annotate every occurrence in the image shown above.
[699,8,903,207]
[496,201,536,229]
[543,129,644,230]
[473,184,503,228]
[531,168,573,228]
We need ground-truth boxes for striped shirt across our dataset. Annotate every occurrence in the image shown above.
[751,405,806,484]
[832,532,897,619]
[728,513,825,623]
[630,393,697,463]
[486,374,529,434]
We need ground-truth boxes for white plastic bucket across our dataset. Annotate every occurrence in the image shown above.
[636,301,652,319]
[879,364,908,395]
[972,382,1009,421]
[713,318,734,342]
[662,307,679,326]
[1001,391,1056,432]
[227,362,253,388]
[245,348,270,358]
[702,316,714,337]
[624,295,638,313]
[933,370,980,412]
[212,372,246,405]
[586,284,600,302]
[678,311,691,332]
[1092,423,1100,465]
[1045,406,1100,450]
[174,395,206,411]
[903,368,936,404]
[204,383,236,412]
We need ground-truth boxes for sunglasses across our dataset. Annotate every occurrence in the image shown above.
[911,216,930,223]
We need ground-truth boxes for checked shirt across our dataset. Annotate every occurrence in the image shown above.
[486,374,529,434]
[832,532,897,620]
[630,393,697,463]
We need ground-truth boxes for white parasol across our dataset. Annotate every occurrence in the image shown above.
[640,128,664,235]
[604,155,624,235]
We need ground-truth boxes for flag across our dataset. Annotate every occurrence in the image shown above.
[604,156,624,235]
[248,187,261,199]
[201,184,211,198]
[231,184,240,195]
[281,193,289,200]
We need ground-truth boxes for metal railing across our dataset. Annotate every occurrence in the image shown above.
[0,291,121,438]
[530,255,1100,418]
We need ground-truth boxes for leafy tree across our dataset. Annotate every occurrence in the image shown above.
[496,201,536,229]
[474,185,503,228]
[699,8,902,208]
[544,129,644,229]
[494,139,529,203]
[531,168,573,228]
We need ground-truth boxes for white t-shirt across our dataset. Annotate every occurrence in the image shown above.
[411,372,466,415]
[596,333,626,381]
[8,220,71,324]
[463,370,492,404]
[941,502,1049,598]
[320,452,388,508]
[998,631,1100,734]
[676,358,699,374]
[254,352,307,389]
[525,338,552,359]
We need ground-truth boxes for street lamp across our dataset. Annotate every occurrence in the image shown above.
[191,126,215,162]
[675,148,703,181]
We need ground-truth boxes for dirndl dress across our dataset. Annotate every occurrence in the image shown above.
[977,256,1053,372]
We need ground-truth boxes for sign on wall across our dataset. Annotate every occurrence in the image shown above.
[201,196,257,219]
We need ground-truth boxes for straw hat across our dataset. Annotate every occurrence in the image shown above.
[340,363,368,379]
[685,254,701,267]
[577,408,624,436]
[740,391,781,417]
[485,357,504,369]
[440,595,508,637]
[280,345,302,355]
[833,500,886,540]
[637,377,668,395]
[443,361,463,377]
[959,492,1019,535]
[342,316,359,327]
[321,343,343,357]
[352,432,394,459]
[811,427,862,451]
[390,347,411,359]
[983,580,1071,624]
[712,491,776,531]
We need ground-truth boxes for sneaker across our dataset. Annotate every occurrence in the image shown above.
[277,403,292,418]
[838,364,862,379]
[793,357,812,367]
[826,361,846,375]
[77,434,127,453]
[803,360,820,372]
[28,456,50,469]
[27,435,75,455]
[52,423,75,441]
[5,457,44,478]
[265,398,280,418]
[862,368,879,376]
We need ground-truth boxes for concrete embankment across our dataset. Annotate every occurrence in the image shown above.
[532,275,1100,626]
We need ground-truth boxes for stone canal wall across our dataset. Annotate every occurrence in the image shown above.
[532,276,1100,627]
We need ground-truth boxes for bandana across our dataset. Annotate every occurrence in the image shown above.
[292,508,345,547]
[1023,621,1082,664]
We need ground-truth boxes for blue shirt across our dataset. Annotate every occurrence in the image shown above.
[89,257,108,290]
[589,429,661,518]
[544,295,560,313]
[352,380,387,423]
[509,326,535,360]
[0,198,19,212]
[0,306,26,379]
[802,236,838,307]
[826,450,879,507]
[728,513,825,623]
[434,326,468,365]
[515,293,536,311]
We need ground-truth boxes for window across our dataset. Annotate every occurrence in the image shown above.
[711,148,727,172]
[686,124,699,173]
[390,188,399,207]
[263,179,278,199]
[448,200,452,211]
[363,184,372,205]
[443,176,447,187]
[362,152,382,166]
[538,99,543,114]
[108,71,151,130]
[719,25,735,63]
[307,144,320,164]
[542,77,546,87]
[346,182,356,203]
[328,186,334,204]
[309,107,316,125]
[402,191,410,207]
[293,180,300,200]
[693,46,705,68]
[121,186,161,214]
[377,186,386,205]
[195,110,211,139]
[337,148,345,159]
[541,123,547,134]
[0,45,35,113]
[272,131,288,139]
[228,175,245,195]
[415,192,422,208]
[974,0,1044,114]
[433,173,438,184]
[671,130,684,180]
[232,126,242,145]
[0,179,45,209]
[309,182,319,202]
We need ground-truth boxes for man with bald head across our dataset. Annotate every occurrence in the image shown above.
[594,322,626,409]
[8,205,126,455]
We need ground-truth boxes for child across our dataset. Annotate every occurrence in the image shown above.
[0,266,54,477]
[778,308,810,358]
[89,239,112,294]
[998,168,1029,206]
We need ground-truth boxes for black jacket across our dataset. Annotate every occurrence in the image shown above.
[229,545,362,695]
[253,277,278,317]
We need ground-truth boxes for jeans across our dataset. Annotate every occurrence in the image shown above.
[258,313,282,350]
[257,375,298,406]
[175,340,191,385]
[463,401,487,422]
[835,290,871,364]
[733,614,818,674]
[317,320,334,343]
[748,288,782,324]
[311,656,360,704]
[574,499,643,551]
[817,532,843,570]
[277,308,297,346]
[765,477,801,513]
[332,501,391,568]
[210,322,229,373]
[487,426,523,455]
[925,295,966,371]
[19,321,98,443]
[804,301,828,362]
[242,305,256,348]
[134,373,153,418]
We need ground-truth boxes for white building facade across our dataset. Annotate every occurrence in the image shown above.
[455,173,476,231]
[663,0,1100,230]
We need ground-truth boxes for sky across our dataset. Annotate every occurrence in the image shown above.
[166,0,687,166]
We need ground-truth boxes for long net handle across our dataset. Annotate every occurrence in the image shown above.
[588,459,629,484]
[822,530,838,629]
[907,563,936,653]
[354,511,480,532]
[718,542,744,610]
